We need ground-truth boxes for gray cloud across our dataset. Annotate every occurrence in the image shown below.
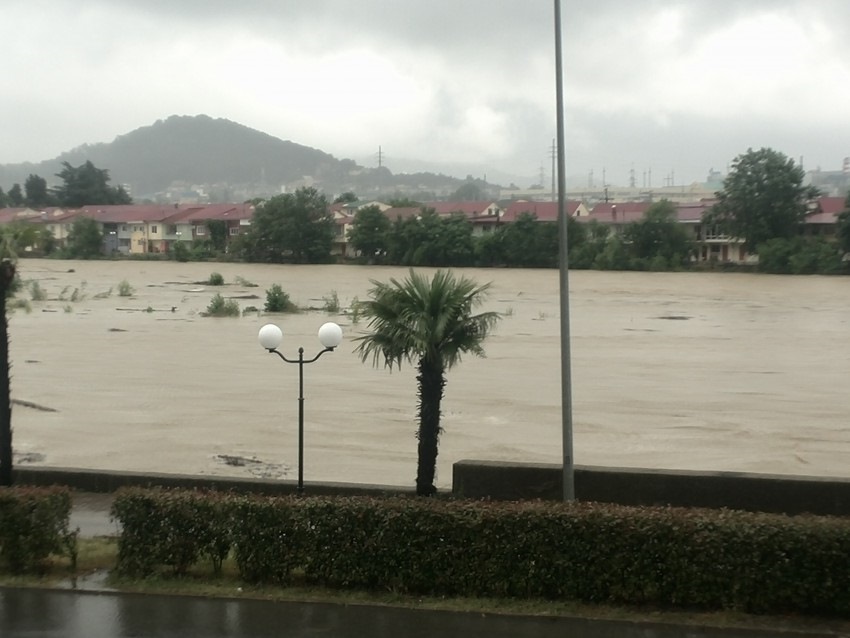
[3,0,850,187]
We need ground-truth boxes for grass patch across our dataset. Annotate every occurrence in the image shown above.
[322,290,340,313]
[235,276,258,288]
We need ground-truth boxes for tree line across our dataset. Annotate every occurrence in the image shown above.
[8,149,850,275]
[0,160,131,209]
[228,189,694,271]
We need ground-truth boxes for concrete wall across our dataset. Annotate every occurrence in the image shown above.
[13,466,415,498]
[452,461,850,516]
[15,462,850,517]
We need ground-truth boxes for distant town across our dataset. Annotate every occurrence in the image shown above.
[0,146,848,276]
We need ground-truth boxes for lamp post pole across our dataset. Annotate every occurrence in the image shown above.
[259,322,342,495]
[554,0,575,501]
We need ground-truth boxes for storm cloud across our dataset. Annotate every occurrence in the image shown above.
[4,0,850,186]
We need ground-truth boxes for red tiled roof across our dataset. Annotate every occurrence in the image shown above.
[502,200,582,222]
[587,201,651,223]
[807,196,845,223]
[70,205,186,223]
[383,207,421,221]
[674,200,716,222]
[179,203,254,222]
[420,201,498,216]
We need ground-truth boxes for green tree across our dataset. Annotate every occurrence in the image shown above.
[570,219,610,269]
[758,236,843,275]
[7,184,23,207]
[0,187,7,208]
[705,148,819,252]
[386,212,430,265]
[497,213,557,267]
[354,270,501,496]
[333,192,358,204]
[24,174,55,208]
[451,181,485,201]
[66,217,104,258]
[206,220,227,252]
[623,200,693,269]
[241,187,334,264]
[413,214,475,267]
[387,197,422,208]
[53,160,132,207]
[0,222,55,256]
[348,205,390,263]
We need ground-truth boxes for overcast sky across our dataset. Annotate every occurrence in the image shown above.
[4,0,850,187]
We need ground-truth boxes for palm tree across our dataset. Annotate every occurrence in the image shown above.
[354,269,501,496]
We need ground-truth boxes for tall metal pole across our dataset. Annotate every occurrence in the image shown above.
[297,347,305,496]
[554,0,575,501]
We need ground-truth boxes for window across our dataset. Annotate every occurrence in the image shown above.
[122,225,127,232]
[703,225,729,241]
[151,225,158,234]
[229,227,239,236]
[195,226,206,236]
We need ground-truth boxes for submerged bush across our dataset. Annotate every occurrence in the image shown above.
[264,284,297,313]
[206,293,239,317]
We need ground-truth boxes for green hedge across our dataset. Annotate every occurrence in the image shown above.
[111,488,231,576]
[0,486,77,574]
[110,488,850,616]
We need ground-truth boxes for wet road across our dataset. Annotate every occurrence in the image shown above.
[0,588,840,638]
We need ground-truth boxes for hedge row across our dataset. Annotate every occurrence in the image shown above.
[0,486,77,574]
[110,488,850,616]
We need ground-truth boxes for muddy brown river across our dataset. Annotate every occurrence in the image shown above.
[9,259,850,490]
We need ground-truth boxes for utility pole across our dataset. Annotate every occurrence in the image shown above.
[554,0,575,501]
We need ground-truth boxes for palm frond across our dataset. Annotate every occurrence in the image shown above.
[352,269,501,371]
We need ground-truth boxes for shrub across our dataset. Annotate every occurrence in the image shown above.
[10,299,31,313]
[117,280,134,297]
[0,486,77,574]
[264,284,297,313]
[349,296,362,324]
[29,280,47,301]
[322,290,340,313]
[205,293,239,317]
[172,241,190,262]
[109,488,850,616]
[208,272,225,286]
[111,488,231,576]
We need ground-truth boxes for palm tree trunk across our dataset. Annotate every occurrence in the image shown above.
[0,260,14,486]
[415,358,445,496]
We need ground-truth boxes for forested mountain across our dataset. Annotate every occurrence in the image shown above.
[0,115,478,201]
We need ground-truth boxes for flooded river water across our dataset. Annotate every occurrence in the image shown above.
[9,259,850,490]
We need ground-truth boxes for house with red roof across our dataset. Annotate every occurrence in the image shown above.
[805,197,845,239]
[503,200,588,223]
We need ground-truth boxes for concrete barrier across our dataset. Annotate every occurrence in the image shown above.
[15,463,850,517]
[13,466,415,498]
[452,460,850,516]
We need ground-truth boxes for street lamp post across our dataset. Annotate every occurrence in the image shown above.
[554,0,575,501]
[258,321,343,495]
